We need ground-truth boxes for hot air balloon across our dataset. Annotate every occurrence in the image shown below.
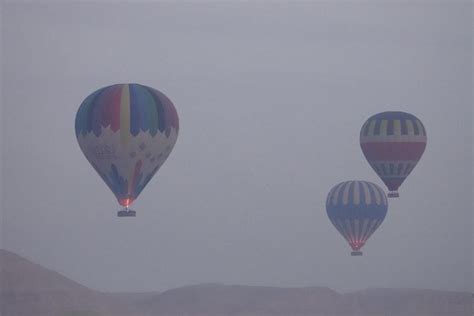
[75,83,179,217]
[360,111,427,198]
[326,180,388,256]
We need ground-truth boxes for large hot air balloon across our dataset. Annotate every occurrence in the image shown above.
[360,111,427,198]
[75,83,179,217]
[326,180,388,256]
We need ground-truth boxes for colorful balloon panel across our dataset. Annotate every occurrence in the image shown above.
[75,84,179,208]
[326,181,388,254]
[360,111,427,197]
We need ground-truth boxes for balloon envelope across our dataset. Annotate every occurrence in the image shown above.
[360,111,427,197]
[75,83,179,210]
[326,180,388,255]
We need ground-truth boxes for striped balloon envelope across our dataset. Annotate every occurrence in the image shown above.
[360,111,427,198]
[326,180,388,256]
[75,83,179,217]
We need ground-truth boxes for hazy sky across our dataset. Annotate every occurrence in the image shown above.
[1,1,472,293]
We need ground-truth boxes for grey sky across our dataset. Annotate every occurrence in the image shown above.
[1,1,472,293]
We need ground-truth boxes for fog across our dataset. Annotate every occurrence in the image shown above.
[1,1,472,293]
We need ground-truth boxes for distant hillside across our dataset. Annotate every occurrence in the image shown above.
[138,284,471,316]
[0,249,472,316]
[343,288,471,316]
[0,250,139,316]
[139,283,346,315]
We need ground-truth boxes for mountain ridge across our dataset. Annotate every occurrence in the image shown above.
[1,249,472,316]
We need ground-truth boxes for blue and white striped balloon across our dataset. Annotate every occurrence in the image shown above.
[326,180,388,256]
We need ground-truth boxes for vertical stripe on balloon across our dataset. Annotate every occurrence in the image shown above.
[120,84,131,145]
[379,120,388,136]
[393,120,401,136]
[360,181,371,205]
[397,163,403,175]
[333,182,345,206]
[415,120,425,136]
[147,89,166,134]
[372,183,382,205]
[400,119,408,135]
[406,119,415,135]
[368,120,376,136]
[139,87,157,136]
[412,119,420,135]
[129,85,141,136]
[387,119,394,135]
[353,181,360,205]
[362,121,369,136]
[101,84,122,132]
[342,182,351,205]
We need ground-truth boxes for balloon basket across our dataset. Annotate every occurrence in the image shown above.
[117,209,136,217]
[388,191,399,198]
[351,251,363,256]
